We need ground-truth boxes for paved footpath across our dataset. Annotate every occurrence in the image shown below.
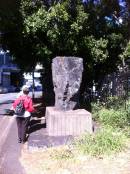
[0,103,26,174]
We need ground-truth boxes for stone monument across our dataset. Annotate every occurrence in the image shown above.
[46,57,93,136]
[52,57,83,110]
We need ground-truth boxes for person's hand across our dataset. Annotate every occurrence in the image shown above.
[10,106,14,111]
[32,108,37,113]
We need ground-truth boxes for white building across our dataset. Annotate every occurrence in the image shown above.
[23,64,42,91]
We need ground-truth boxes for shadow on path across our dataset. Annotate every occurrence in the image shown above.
[28,99,46,135]
[28,119,46,134]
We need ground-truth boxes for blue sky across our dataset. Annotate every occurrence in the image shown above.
[83,0,126,7]
[119,0,126,7]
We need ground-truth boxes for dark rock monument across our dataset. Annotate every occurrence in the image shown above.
[52,57,83,111]
[46,57,93,136]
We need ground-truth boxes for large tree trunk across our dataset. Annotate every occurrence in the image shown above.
[42,67,55,106]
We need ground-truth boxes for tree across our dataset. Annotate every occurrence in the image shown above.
[20,0,109,90]
[0,0,128,97]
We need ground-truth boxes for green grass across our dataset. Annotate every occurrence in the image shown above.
[98,108,129,128]
[74,126,127,156]
[53,97,130,158]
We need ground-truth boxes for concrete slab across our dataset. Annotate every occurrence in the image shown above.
[46,107,93,136]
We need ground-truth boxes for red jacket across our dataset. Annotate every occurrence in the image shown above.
[13,95,34,113]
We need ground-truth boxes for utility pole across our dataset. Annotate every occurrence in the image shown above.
[32,70,35,100]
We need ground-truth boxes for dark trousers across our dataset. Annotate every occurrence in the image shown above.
[16,116,31,142]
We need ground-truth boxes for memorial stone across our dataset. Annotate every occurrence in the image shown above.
[52,57,83,111]
[46,56,93,136]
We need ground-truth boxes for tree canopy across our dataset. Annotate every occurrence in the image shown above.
[0,0,130,91]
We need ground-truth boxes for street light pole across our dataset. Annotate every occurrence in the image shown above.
[32,70,35,100]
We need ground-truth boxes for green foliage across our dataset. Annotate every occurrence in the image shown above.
[20,0,43,18]
[98,108,129,128]
[75,126,127,156]
[91,102,104,121]
[78,98,130,157]
[84,36,108,62]
[83,93,130,157]
[92,96,130,128]
[23,1,89,56]
[0,0,129,90]
[107,33,123,49]
[105,96,125,109]
[122,41,130,60]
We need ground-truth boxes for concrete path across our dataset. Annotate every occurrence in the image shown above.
[0,100,26,174]
[0,116,26,174]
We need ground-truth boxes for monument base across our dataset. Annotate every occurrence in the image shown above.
[45,107,93,136]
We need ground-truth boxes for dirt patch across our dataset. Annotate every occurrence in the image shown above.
[20,144,130,174]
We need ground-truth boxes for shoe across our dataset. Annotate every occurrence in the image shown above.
[22,142,28,151]
[21,140,26,144]
[18,138,22,143]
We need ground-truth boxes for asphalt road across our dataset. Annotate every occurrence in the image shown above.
[0,91,42,116]
[0,91,42,104]
[0,93,17,104]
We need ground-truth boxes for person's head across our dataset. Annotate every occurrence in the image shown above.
[22,85,29,95]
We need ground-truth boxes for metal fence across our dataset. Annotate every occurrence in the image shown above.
[83,69,130,109]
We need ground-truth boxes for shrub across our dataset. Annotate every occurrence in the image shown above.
[74,126,127,156]
[105,96,126,109]
[98,108,129,128]
[91,102,104,121]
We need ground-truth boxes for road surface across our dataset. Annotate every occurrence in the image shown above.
[0,91,42,104]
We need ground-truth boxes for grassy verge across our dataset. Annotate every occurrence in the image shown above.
[74,126,127,156]
[49,97,130,158]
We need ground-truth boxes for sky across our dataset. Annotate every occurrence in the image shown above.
[83,0,126,7]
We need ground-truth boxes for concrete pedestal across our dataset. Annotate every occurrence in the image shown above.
[46,107,93,136]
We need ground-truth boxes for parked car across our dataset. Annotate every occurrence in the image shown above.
[35,84,42,91]
[7,86,20,93]
[20,84,42,92]
[0,86,8,93]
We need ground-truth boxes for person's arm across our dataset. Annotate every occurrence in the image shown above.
[12,98,20,110]
[27,99,35,112]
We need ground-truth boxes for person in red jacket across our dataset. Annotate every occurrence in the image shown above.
[12,85,35,143]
